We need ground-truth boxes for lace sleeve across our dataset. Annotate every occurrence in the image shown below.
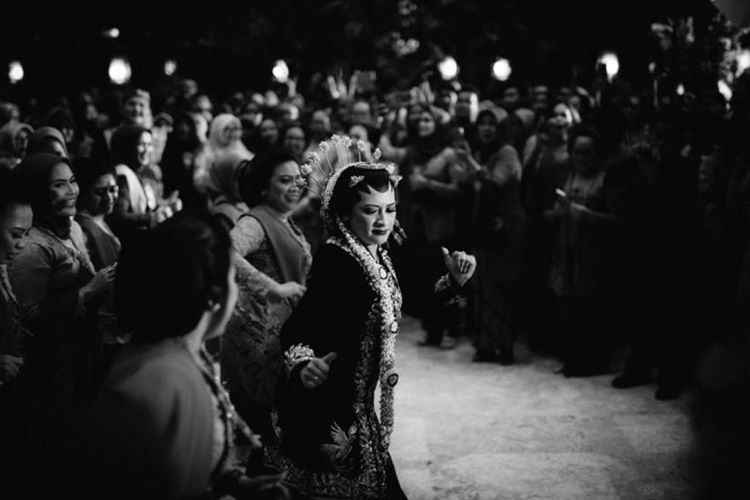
[230,216,281,293]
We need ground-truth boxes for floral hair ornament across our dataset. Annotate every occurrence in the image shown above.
[300,134,399,229]
[349,175,365,188]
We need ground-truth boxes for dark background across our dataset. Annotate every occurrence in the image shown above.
[0,0,724,97]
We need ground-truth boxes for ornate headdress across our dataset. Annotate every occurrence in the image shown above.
[301,134,401,229]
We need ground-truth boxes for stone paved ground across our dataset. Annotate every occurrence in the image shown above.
[389,315,699,500]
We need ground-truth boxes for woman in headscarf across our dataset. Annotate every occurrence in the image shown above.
[193,113,253,195]
[399,104,469,348]
[206,152,250,232]
[0,121,33,169]
[469,108,504,166]
[464,112,527,364]
[26,125,69,157]
[8,153,115,496]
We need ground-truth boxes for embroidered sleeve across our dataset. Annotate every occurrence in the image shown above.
[434,273,465,308]
[284,343,315,376]
[230,216,281,293]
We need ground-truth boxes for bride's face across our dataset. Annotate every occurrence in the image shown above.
[348,185,396,249]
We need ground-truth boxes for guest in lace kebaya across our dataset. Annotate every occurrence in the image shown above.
[220,149,311,443]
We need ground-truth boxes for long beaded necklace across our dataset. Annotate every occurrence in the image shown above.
[191,345,253,477]
[330,217,402,454]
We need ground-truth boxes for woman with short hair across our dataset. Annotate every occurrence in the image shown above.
[221,148,311,443]
[80,214,288,499]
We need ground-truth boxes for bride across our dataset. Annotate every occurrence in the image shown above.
[269,136,476,499]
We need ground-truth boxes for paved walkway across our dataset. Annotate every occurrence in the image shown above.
[389,316,698,500]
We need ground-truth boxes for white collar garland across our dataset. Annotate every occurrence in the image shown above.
[329,216,402,454]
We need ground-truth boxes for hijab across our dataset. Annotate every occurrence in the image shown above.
[0,121,33,156]
[207,113,253,160]
[409,105,449,164]
[470,108,504,166]
[206,152,247,203]
[27,126,69,157]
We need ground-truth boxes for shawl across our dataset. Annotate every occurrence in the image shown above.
[244,205,308,285]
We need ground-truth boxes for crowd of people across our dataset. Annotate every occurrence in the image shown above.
[1,62,750,498]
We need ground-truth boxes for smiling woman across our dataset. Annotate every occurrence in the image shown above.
[7,153,116,497]
[74,157,124,358]
[220,148,312,448]
[269,136,477,499]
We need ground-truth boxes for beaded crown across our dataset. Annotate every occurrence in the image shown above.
[301,134,400,228]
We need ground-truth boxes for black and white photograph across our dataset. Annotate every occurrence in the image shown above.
[1,1,749,498]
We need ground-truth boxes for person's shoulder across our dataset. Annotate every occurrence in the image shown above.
[23,227,50,246]
[233,212,264,235]
[106,342,203,402]
[75,213,98,232]
[15,227,56,258]
[70,218,87,239]
[211,199,243,219]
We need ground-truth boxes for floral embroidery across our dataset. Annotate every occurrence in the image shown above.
[349,175,365,187]
[329,216,402,464]
[284,343,315,375]
[320,422,358,473]
[276,218,403,498]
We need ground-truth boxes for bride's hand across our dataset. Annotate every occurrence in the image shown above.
[442,247,477,287]
[300,352,337,389]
